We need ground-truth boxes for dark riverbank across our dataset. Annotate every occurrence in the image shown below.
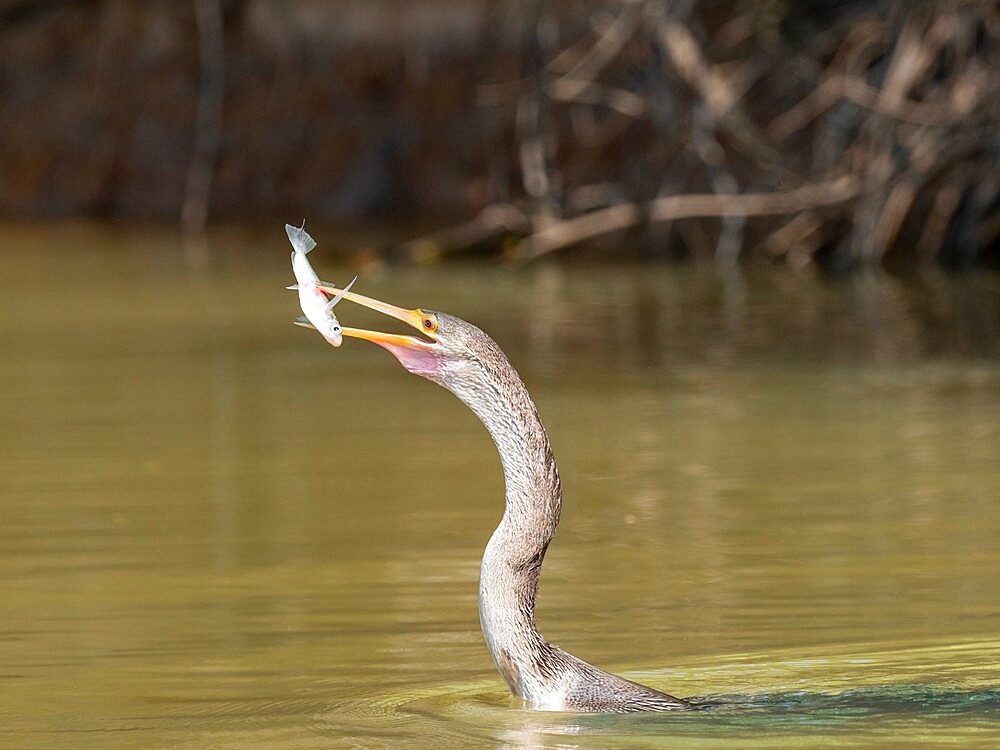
[2,1,997,267]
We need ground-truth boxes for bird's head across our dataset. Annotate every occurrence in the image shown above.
[311,284,553,499]
[311,283,505,393]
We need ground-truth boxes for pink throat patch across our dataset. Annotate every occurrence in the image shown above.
[377,341,440,376]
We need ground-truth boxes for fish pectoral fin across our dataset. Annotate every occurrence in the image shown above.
[286,284,299,290]
[293,316,316,330]
[320,275,358,310]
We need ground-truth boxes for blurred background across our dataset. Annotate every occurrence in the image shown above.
[1,0,998,268]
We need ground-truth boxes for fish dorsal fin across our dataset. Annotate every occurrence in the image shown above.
[323,275,358,311]
[285,221,317,255]
[293,316,316,330]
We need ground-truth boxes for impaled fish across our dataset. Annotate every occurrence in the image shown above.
[285,222,356,347]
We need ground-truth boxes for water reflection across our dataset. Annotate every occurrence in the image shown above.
[521,263,999,379]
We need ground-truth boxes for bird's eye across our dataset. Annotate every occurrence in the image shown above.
[421,313,438,333]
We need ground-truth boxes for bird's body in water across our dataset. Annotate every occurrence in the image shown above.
[301,282,689,713]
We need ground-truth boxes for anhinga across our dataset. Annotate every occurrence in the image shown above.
[307,284,689,713]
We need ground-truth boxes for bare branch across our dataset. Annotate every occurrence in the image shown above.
[518,175,861,260]
[181,0,225,238]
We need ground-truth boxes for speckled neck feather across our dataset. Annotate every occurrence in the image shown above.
[429,319,688,712]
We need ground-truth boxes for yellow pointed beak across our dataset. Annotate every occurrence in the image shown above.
[314,283,438,353]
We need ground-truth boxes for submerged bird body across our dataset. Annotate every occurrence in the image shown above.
[306,284,688,713]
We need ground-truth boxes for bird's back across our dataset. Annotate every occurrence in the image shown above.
[533,646,689,713]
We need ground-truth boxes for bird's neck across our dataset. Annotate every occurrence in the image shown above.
[453,366,562,699]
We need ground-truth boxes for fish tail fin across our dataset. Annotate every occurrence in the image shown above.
[285,221,317,255]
